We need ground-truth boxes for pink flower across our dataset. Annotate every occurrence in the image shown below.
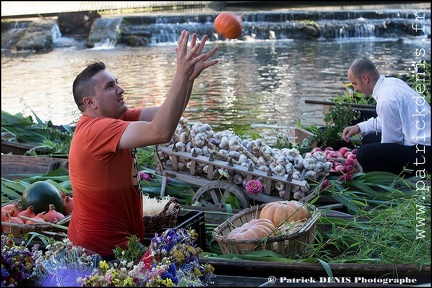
[245,180,263,195]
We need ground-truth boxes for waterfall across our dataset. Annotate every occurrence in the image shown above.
[51,24,62,41]
[1,9,430,51]
[119,10,430,44]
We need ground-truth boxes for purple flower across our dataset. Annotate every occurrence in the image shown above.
[139,171,153,182]
[1,235,36,287]
[321,179,330,191]
[245,180,263,195]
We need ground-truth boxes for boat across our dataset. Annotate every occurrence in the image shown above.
[1,154,68,180]
[1,140,52,155]
[183,205,431,286]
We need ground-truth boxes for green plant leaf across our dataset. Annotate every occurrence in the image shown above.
[318,259,334,279]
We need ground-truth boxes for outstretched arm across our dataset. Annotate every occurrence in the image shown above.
[119,30,218,150]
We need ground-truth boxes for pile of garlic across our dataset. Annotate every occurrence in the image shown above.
[161,119,331,200]
[143,194,175,216]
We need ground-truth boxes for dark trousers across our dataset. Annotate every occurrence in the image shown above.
[357,133,431,176]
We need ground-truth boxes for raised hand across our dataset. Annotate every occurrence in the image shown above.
[176,30,218,81]
[189,34,219,80]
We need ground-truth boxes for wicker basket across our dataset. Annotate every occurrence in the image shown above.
[1,199,71,240]
[213,202,320,257]
[144,197,180,234]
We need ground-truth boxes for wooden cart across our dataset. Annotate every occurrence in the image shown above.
[153,145,322,209]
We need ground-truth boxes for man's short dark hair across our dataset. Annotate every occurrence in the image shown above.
[73,62,106,111]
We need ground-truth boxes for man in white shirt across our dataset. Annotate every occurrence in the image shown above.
[342,57,431,176]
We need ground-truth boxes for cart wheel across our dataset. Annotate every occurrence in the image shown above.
[191,180,250,209]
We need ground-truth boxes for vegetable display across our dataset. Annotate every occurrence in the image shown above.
[21,181,65,215]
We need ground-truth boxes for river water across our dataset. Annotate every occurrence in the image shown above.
[1,14,430,143]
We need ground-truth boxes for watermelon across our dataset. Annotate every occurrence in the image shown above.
[21,181,65,215]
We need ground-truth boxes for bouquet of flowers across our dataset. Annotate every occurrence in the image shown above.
[78,228,215,287]
[1,234,39,287]
[2,227,214,287]
[32,237,101,287]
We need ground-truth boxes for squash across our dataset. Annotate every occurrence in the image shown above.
[225,218,275,253]
[259,200,309,227]
[21,181,65,215]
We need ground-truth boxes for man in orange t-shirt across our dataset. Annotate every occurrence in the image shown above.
[68,31,218,260]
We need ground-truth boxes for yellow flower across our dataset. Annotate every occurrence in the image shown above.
[161,278,174,287]
[186,245,197,255]
[172,250,185,262]
[194,267,202,276]
[123,277,135,287]
[204,263,215,273]
[99,260,109,270]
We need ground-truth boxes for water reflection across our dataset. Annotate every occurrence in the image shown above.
[1,37,430,143]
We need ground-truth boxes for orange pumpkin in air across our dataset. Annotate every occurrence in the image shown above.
[214,12,243,39]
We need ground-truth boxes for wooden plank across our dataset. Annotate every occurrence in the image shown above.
[305,99,376,109]
[1,155,68,179]
[200,258,430,281]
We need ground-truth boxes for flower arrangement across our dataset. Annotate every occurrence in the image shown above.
[32,237,99,287]
[1,227,214,287]
[1,234,39,287]
[78,228,215,287]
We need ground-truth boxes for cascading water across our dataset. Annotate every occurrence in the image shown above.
[1,9,430,49]
[117,10,430,45]
[1,6,430,142]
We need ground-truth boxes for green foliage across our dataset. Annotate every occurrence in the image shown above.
[273,132,310,155]
[1,110,73,157]
[136,147,157,168]
[331,86,376,105]
[113,235,147,264]
[321,171,422,214]
[301,103,360,149]
[306,174,431,264]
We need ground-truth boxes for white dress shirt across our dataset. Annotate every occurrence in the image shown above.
[357,75,431,146]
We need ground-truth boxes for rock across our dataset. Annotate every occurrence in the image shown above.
[301,22,319,38]
[58,11,100,37]
[15,19,57,52]
[123,35,149,47]
[87,17,123,48]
